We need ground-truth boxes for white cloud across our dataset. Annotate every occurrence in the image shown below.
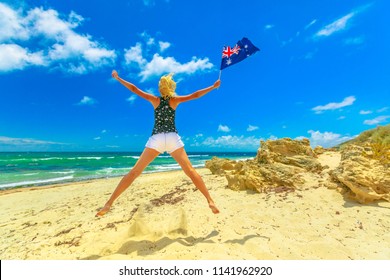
[314,5,371,39]
[67,11,84,28]
[29,7,116,70]
[264,24,274,30]
[363,116,390,125]
[201,135,261,149]
[101,130,107,134]
[77,96,97,106]
[0,44,46,71]
[83,48,116,65]
[94,136,101,140]
[0,3,29,41]
[0,136,66,146]
[159,41,171,52]
[127,95,137,104]
[359,110,372,115]
[344,36,365,45]
[139,53,213,81]
[305,19,317,30]
[312,96,356,114]
[124,43,146,67]
[314,13,354,38]
[218,124,231,133]
[0,3,116,74]
[145,88,157,95]
[139,31,156,46]
[67,63,87,74]
[377,107,388,113]
[247,125,259,132]
[305,130,355,148]
[27,7,75,37]
[124,35,214,81]
[147,38,155,46]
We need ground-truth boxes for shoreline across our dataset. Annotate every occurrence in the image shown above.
[0,168,201,196]
[0,152,256,191]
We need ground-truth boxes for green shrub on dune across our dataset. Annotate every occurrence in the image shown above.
[339,124,390,166]
[340,124,390,147]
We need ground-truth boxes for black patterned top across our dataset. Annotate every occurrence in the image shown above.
[151,97,178,135]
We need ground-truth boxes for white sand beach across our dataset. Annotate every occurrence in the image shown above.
[1,150,389,260]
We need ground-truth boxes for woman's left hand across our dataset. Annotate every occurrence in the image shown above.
[112,70,119,80]
[213,80,221,89]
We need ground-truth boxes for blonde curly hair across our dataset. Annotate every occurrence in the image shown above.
[158,73,176,99]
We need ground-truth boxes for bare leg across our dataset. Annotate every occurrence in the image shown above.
[170,147,220,214]
[96,147,160,216]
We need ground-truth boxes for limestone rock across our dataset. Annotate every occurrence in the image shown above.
[205,157,236,175]
[257,138,315,160]
[225,161,304,193]
[256,138,323,173]
[206,138,323,193]
[331,144,390,203]
[314,146,326,155]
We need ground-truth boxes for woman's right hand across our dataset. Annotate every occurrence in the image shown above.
[112,70,119,80]
[213,79,221,89]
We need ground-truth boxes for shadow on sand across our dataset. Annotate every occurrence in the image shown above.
[82,231,267,260]
[83,230,219,260]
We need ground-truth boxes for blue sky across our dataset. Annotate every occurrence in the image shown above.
[0,0,389,152]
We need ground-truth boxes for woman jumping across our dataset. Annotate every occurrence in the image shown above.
[96,70,221,216]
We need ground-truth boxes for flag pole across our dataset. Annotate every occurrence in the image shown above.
[219,45,224,81]
[216,70,222,91]
[216,46,223,91]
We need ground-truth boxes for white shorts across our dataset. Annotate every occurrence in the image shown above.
[145,132,184,154]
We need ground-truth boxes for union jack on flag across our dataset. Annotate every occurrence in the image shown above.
[222,45,241,59]
[220,37,260,70]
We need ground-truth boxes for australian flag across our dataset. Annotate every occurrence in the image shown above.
[220,37,260,70]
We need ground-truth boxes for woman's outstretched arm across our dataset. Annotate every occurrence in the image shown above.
[112,70,158,104]
[172,79,221,107]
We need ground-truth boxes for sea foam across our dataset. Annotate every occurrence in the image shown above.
[0,176,74,189]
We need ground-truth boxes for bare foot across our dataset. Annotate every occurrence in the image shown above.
[95,204,111,217]
[209,202,220,214]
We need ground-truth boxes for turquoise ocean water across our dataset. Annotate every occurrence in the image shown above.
[0,152,256,189]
